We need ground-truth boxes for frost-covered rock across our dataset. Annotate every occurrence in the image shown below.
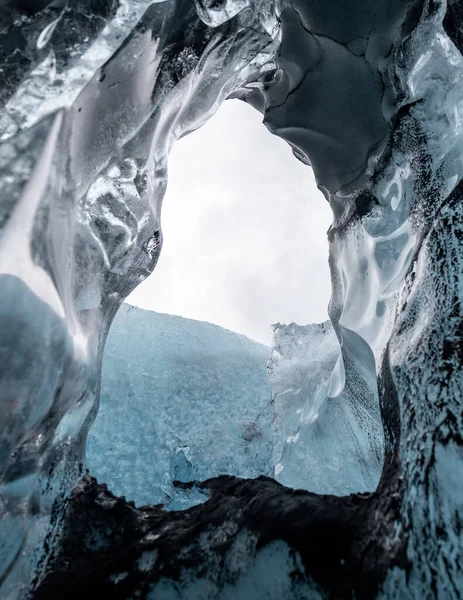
[87,304,273,508]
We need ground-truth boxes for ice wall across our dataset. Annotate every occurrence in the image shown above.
[87,304,273,509]
[88,307,382,512]
[269,321,383,495]
[0,0,462,598]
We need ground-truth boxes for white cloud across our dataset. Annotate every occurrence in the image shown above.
[128,100,332,346]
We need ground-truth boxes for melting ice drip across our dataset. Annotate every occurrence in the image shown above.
[0,1,462,598]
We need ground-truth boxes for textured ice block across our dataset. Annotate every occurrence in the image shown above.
[87,304,273,508]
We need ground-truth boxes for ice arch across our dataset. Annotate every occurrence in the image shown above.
[0,1,462,599]
[86,99,338,509]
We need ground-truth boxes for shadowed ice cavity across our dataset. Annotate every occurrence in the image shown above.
[251,0,412,194]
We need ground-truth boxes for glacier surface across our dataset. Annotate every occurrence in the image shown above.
[88,305,382,510]
[0,0,462,598]
[87,303,273,508]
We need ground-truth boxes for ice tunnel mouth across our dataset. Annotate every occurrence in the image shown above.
[86,99,384,509]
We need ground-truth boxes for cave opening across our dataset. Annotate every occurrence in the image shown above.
[2,1,462,596]
[128,99,332,346]
[86,99,335,508]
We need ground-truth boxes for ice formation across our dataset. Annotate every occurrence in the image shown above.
[87,303,273,508]
[269,321,384,495]
[88,306,381,510]
[0,0,462,599]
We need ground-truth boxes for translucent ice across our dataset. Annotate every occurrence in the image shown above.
[269,322,383,495]
[88,307,381,510]
[0,3,278,593]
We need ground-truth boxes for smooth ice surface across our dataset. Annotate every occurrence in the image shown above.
[269,322,383,495]
[87,304,273,508]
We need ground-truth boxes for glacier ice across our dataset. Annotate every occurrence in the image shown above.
[87,303,273,508]
[269,321,383,495]
[0,0,463,598]
[87,306,382,511]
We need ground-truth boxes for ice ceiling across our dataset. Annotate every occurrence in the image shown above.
[0,1,462,599]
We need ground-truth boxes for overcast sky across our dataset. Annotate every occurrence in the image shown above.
[128,100,332,346]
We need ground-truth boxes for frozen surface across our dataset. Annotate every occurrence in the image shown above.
[145,540,321,600]
[269,322,383,495]
[87,304,273,508]
[88,306,382,509]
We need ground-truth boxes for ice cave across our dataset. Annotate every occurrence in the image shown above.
[0,1,462,599]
